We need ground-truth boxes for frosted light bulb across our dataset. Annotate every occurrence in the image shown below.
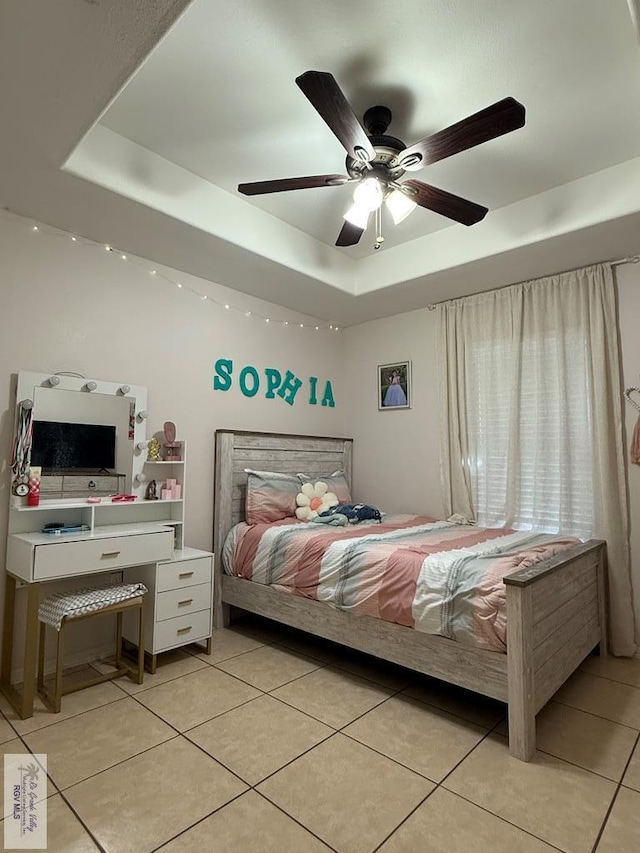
[386,189,417,224]
[352,178,384,211]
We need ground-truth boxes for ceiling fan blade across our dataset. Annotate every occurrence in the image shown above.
[403,179,488,226]
[296,71,376,164]
[335,220,365,247]
[238,174,349,195]
[398,97,526,171]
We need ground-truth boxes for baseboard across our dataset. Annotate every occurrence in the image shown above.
[10,643,114,685]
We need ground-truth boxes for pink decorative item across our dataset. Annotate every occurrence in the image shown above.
[163,421,182,461]
[28,466,41,507]
[161,489,170,500]
[174,484,181,499]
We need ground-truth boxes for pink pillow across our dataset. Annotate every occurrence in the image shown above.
[297,471,352,504]
[245,469,300,524]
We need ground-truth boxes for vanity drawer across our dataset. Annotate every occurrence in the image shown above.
[154,608,211,651]
[157,557,212,592]
[156,583,211,622]
[33,530,174,580]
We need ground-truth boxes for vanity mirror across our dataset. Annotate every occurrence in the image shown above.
[14,371,148,500]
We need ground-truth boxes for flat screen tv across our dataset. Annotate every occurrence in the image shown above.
[31,421,116,472]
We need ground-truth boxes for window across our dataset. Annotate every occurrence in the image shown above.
[465,330,594,538]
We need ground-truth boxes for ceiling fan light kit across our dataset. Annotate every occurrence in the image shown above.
[386,189,418,225]
[238,70,526,250]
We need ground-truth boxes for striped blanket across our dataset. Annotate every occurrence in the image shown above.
[223,516,579,652]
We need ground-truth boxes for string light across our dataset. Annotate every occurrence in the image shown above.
[16,209,340,334]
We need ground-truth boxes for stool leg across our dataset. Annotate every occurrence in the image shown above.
[115,612,123,670]
[54,625,64,713]
[136,602,144,684]
[37,622,46,695]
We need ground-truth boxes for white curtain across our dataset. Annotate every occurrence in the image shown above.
[438,264,636,656]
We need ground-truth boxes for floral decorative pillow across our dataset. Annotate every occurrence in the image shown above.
[244,469,300,525]
[296,482,339,521]
[297,470,352,504]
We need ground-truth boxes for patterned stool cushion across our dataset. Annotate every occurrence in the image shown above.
[38,582,148,631]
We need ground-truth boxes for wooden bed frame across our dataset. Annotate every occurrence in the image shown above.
[213,429,608,761]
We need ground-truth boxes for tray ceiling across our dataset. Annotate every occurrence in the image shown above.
[3,0,640,323]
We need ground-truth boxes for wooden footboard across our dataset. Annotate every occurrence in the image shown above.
[504,539,607,760]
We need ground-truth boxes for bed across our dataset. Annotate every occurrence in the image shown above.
[213,429,608,762]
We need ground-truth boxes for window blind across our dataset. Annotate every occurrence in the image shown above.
[465,331,594,538]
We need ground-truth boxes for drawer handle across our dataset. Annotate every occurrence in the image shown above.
[101,551,121,558]
[177,626,192,635]
[178,571,194,579]
[178,599,193,606]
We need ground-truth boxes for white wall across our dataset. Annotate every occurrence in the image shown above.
[343,308,443,519]
[0,210,347,672]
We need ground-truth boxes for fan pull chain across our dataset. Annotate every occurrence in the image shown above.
[374,205,385,250]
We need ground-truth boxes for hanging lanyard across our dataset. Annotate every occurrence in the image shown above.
[11,401,33,482]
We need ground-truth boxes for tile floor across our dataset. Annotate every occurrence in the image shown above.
[0,616,639,853]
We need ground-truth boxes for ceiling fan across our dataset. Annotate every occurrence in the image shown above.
[238,71,526,248]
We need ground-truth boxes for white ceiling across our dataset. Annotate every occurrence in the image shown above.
[3,0,640,324]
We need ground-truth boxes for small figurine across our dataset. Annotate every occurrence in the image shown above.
[145,479,158,501]
[147,437,162,462]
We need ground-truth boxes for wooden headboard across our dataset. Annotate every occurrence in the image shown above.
[212,430,353,624]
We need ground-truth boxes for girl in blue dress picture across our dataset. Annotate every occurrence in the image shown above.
[383,370,408,407]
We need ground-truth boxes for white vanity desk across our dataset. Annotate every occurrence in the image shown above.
[1,372,213,719]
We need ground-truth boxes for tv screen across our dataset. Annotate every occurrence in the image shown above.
[31,421,116,472]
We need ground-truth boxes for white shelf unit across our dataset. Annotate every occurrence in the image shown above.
[137,444,186,550]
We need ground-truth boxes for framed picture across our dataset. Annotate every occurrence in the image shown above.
[378,361,411,410]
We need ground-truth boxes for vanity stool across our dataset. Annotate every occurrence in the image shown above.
[37,582,147,713]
